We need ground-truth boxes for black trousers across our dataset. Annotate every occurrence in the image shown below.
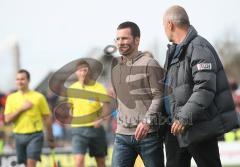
[164,126,222,167]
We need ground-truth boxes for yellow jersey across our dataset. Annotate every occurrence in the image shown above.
[4,90,50,134]
[68,81,109,127]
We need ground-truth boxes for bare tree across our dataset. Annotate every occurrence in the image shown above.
[215,32,240,83]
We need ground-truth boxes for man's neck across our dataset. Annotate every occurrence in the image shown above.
[78,79,84,85]
[123,50,139,61]
[19,88,29,94]
[78,78,90,85]
[174,28,189,44]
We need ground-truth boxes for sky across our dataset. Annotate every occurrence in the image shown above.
[0,0,240,92]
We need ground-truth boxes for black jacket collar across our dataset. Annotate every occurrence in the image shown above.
[165,25,198,66]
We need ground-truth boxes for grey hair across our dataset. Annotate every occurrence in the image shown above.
[164,5,190,27]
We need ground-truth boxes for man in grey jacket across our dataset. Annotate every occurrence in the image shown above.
[111,21,165,167]
[162,5,239,167]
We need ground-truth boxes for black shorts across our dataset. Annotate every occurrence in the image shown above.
[14,131,44,164]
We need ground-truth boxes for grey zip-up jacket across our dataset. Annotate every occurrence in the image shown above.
[111,52,164,135]
[164,26,239,147]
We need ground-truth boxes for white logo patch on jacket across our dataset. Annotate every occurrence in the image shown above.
[197,63,212,71]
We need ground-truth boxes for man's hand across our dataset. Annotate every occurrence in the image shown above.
[43,115,55,149]
[94,119,103,128]
[171,120,185,135]
[21,101,33,112]
[134,122,150,141]
[47,138,55,149]
[4,100,33,124]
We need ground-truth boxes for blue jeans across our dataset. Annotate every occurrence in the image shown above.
[112,132,164,167]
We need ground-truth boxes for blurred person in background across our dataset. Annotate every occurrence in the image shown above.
[0,92,6,127]
[67,60,110,167]
[4,69,55,167]
[224,80,240,141]
[229,79,240,113]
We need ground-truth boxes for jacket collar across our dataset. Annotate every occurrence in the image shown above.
[165,25,198,66]
[167,25,198,50]
[179,25,198,48]
[121,51,143,65]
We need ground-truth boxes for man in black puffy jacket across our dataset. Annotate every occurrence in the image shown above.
[162,5,239,167]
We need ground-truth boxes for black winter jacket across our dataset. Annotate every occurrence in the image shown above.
[164,26,239,147]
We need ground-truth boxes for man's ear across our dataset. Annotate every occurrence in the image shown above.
[135,37,140,45]
[168,21,174,31]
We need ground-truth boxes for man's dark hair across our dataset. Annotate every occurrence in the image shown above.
[18,69,30,81]
[117,21,140,38]
[229,80,238,91]
[76,60,90,69]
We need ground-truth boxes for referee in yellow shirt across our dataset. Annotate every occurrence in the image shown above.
[68,60,110,167]
[4,69,55,167]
